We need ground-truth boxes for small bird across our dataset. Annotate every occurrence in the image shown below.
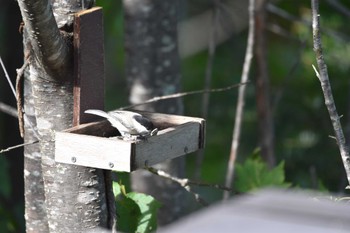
[85,109,158,140]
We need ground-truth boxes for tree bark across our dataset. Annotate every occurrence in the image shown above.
[123,0,187,225]
[17,0,111,232]
[22,29,49,232]
[254,0,275,167]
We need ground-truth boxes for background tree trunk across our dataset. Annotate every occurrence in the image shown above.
[254,0,275,167]
[123,0,188,225]
[17,0,111,232]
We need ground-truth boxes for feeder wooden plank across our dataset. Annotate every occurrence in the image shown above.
[55,132,132,172]
[133,122,201,169]
[65,119,115,137]
[135,110,204,127]
[132,111,206,148]
[73,7,105,126]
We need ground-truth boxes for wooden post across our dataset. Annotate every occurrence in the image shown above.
[73,7,105,126]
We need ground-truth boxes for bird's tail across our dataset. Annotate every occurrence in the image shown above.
[84,109,110,119]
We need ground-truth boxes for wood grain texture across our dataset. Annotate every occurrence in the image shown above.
[133,122,200,169]
[73,7,105,126]
[133,110,206,148]
[55,132,132,171]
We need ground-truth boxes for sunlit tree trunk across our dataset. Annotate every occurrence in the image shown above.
[17,0,111,232]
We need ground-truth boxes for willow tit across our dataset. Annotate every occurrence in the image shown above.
[85,109,158,140]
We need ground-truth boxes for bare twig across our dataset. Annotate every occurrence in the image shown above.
[267,3,349,42]
[224,0,256,200]
[145,166,208,206]
[325,0,350,19]
[0,102,18,118]
[0,56,16,97]
[145,165,232,206]
[119,82,249,110]
[273,41,306,113]
[267,23,300,42]
[195,0,220,180]
[0,55,40,140]
[0,140,39,154]
[311,0,350,189]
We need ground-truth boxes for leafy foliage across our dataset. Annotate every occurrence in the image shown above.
[128,192,161,233]
[235,154,291,193]
[113,182,160,233]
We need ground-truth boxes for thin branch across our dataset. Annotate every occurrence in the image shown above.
[0,140,39,154]
[0,56,40,139]
[120,82,249,110]
[325,0,350,19]
[145,166,232,206]
[0,102,18,118]
[311,0,350,189]
[267,23,301,42]
[224,0,255,200]
[145,166,208,206]
[0,56,16,97]
[195,0,220,180]
[273,41,306,114]
[267,3,350,42]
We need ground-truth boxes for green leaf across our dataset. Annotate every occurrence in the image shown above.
[235,158,291,193]
[114,182,141,233]
[127,192,161,233]
[113,182,160,233]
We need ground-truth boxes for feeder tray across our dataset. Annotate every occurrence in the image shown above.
[55,111,205,172]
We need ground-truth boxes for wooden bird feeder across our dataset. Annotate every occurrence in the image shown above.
[54,7,205,172]
[55,111,206,172]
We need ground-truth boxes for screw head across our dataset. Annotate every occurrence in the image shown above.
[109,162,114,168]
[71,157,77,163]
[184,146,188,153]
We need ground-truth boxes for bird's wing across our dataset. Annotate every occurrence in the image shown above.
[85,109,110,119]
[85,109,127,135]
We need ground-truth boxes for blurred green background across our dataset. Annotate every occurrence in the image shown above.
[1,0,350,231]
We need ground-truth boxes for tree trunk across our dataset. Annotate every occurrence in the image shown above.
[254,0,275,167]
[23,47,49,232]
[17,0,111,232]
[123,0,187,225]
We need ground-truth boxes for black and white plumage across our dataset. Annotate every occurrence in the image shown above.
[85,109,158,140]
